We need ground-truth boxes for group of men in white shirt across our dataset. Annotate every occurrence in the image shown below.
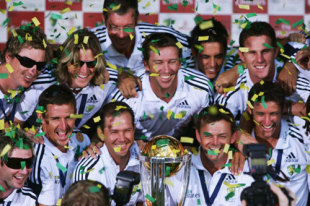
[1,0,310,205]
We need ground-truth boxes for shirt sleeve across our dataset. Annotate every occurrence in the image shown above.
[37,163,57,205]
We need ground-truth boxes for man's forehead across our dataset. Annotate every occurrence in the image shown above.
[45,104,75,115]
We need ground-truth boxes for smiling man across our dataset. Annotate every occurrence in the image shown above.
[183,105,253,205]
[248,81,308,206]
[73,101,143,206]
[0,129,37,205]
[216,22,279,121]
[111,32,213,148]
[27,84,90,206]
[0,24,48,124]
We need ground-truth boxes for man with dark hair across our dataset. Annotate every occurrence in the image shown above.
[181,105,253,205]
[27,84,90,206]
[73,101,143,206]
[92,0,193,98]
[216,22,282,121]
[247,81,308,206]
[191,18,232,84]
[0,129,37,205]
[0,24,49,124]
[111,32,213,148]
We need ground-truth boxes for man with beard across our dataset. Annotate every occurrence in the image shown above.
[27,84,90,206]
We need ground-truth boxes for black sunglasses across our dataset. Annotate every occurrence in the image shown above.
[78,60,97,68]
[15,54,46,71]
[4,157,33,170]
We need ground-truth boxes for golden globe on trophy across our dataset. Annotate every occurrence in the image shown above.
[139,135,191,206]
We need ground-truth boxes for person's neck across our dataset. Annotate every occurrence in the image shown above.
[112,153,130,171]
[150,80,177,103]
[44,132,68,153]
[254,127,281,150]
[200,150,227,176]
[0,182,14,199]
[0,65,17,95]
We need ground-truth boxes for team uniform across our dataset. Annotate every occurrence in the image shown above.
[183,149,254,206]
[215,67,278,121]
[92,22,194,77]
[0,186,37,206]
[251,119,309,206]
[15,68,117,129]
[0,89,22,122]
[72,143,143,206]
[111,68,214,140]
[28,132,90,205]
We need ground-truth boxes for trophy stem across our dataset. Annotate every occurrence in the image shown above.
[150,158,165,206]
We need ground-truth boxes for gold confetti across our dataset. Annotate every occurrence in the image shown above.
[199,20,213,30]
[70,114,83,119]
[228,151,233,159]
[198,36,209,41]
[176,42,183,48]
[267,159,275,165]
[0,144,11,157]
[93,116,101,123]
[164,178,174,186]
[239,4,250,10]
[180,137,194,144]
[68,27,76,35]
[60,7,71,14]
[239,47,249,52]
[257,4,263,10]
[223,144,230,153]
[113,121,121,127]
[129,34,134,40]
[31,17,40,26]
[247,101,254,109]
[114,146,121,152]
[6,63,14,73]
[166,110,172,119]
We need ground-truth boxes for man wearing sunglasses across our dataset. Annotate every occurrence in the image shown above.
[0,24,48,125]
[0,129,37,205]
[27,84,90,206]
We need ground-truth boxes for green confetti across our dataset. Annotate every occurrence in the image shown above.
[137,47,145,52]
[51,13,62,20]
[0,185,5,192]
[156,138,169,147]
[140,135,147,140]
[56,162,67,173]
[264,43,274,49]
[182,0,188,6]
[123,28,134,33]
[165,166,171,176]
[275,18,290,25]
[160,106,164,111]
[17,35,24,44]
[194,44,204,53]
[151,39,160,43]
[164,0,169,3]
[197,198,201,205]
[13,1,23,6]
[246,13,257,18]
[212,3,221,11]
[143,111,147,119]
[194,15,203,24]
[222,163,232,167]
[261,96,267,109]
[204,132,211,136]
[99,167,105,174]
[0,73,9,79]
[167,4,178,11]
[269,148,272,157]
[292,19,304,28]
[165,93,170,98]
[276,41,284,50]
[21,161,25,170]
[21,111,28,114]
[295,165,301,173]
[36,118,42,123]
[145,194,156,203]
[237,65,244,74]
[34,132,45,138]
[2,18,11,27]
[208,80,214,91]
[229,40,235,46]
[207,150,218,156]
[225,191,235,201]
[291,58,297,64]
[89,186,100,193]
[184,75,195,81]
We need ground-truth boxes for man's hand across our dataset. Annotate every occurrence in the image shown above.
[291,102,306,117]
[216,64,240,95]
[270,183,297,206]
[235,130,257,153]
[231,150,245,175]
[118,71,142,98]
[296,47,310,70]
[136,140,147,151]
[288,33,306,44]
[277,62,298,96]
[80,141,103,160]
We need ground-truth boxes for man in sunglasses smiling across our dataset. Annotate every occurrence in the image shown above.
[0,129,37,205]
[0,24,48,124]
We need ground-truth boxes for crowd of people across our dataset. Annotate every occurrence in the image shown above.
[0,0,310,205]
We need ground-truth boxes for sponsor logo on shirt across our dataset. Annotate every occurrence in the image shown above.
[224,174,237,184]
[186,189,200,198]
[87,95,98,104]
[176,100,191,109]
[285,152,298,163]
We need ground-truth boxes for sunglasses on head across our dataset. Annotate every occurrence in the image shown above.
[15,54,46,71]
[77,60,97,68]
[4,157,33,170]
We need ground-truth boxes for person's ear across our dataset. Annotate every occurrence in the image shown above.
[144,60,150,72]
[5,52,13,63]
[247,106,252,115]
[195,129,202,144]
[230,131,237,144]
[191,48,197,58]
[238,50,245,62]
[97,126,105,142]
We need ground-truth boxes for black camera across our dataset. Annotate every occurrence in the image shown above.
[112,171,140,206]
[241,144,279,206]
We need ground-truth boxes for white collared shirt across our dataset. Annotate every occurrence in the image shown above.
[28,132,90,205]
[91,22,194,77]
[183,149,254,206]
[0,187,37,206]
[72,143,142,206]
[251,119,309,206]
[112,68,213,140]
